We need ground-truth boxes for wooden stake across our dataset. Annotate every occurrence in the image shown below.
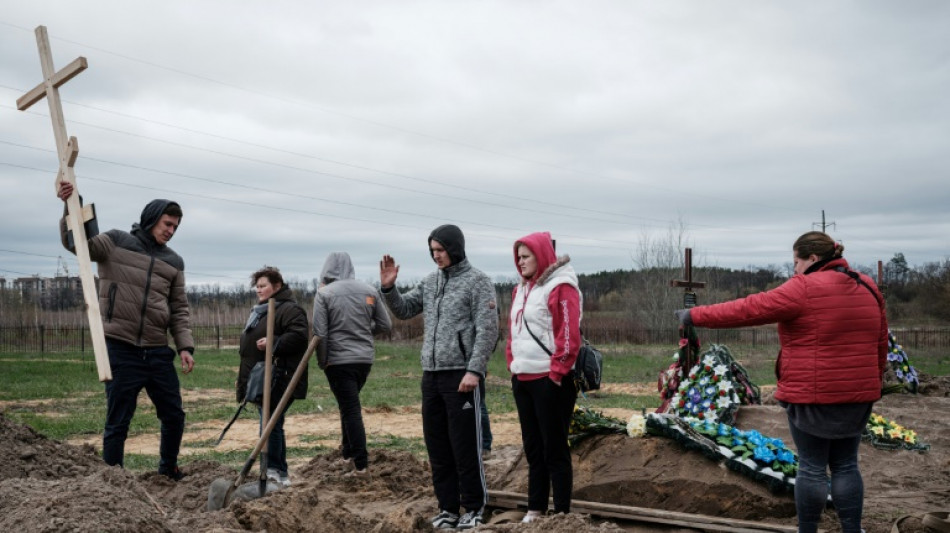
[488,490,804,532]
[17,26,111,382]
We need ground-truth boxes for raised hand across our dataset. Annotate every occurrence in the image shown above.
[380,254,399,289]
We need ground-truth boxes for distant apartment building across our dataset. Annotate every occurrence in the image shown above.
[4,275,85,309]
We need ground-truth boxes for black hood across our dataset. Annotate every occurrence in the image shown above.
[131,199,180,240]
[428,224,466,266]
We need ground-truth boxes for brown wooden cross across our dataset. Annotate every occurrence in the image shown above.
[17,26,111,381]
[669,248,705,308]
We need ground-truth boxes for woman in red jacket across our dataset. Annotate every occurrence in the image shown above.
[675,232,887,533]
[506,232,582,522]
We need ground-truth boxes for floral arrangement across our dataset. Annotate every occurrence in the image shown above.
[886,332,919,393]
[646,413,796,494]
[626,413,647,438]
[863,412,929,452]
[662,344,760,425]
[568,405,627,447]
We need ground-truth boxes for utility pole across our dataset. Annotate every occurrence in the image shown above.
[812,210,836,233]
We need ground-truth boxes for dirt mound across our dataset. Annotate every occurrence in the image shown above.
[2,389,949,533]
[0,414,103,481]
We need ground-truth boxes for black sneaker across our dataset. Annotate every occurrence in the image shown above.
[430,510,459,529]
[159,466,185,481]
[457,508,483,530]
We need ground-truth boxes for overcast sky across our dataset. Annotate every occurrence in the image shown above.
[2,1,948,290]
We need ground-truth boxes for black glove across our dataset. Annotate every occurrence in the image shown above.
[673,309,692,327]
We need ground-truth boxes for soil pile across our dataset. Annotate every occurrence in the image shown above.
[1,375,948,533]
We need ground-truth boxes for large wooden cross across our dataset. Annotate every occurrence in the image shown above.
[669,248,705,371]
[17,26,111,381]
[669,248,705,308]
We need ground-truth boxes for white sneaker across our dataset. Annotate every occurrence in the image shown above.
[522,510,542,523]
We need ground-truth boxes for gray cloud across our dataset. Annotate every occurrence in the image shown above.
[2,1,948,288]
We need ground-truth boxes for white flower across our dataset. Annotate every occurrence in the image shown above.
[713,364,728,376]
[627,414,647,438]
[703,355,716,367]
[717,381,732,392]
[716,396,733,409]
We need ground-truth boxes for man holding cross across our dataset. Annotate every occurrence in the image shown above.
[57,181,196,481]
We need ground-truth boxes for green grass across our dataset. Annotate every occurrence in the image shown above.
[2,341,948,471]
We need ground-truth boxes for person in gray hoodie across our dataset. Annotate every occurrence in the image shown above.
[313,252,392,474]
[379,225,498,530]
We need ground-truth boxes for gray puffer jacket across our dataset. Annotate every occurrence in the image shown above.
[381,258,498,377]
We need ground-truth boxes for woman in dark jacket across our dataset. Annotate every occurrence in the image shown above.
[238,266,309,487]
[675,232,887,533]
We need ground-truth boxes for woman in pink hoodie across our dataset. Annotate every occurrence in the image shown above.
[506,232,582,522]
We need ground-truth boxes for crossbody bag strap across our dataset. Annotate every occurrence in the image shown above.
[523,319,553,356]
[834,266,883,307]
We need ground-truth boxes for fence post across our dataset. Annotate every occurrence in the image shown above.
[40,325,45,353]
[752,329,757,348]
[216,324,221,350]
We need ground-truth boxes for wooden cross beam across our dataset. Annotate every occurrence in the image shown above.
[669,247,705,308]
[17,26,111,382]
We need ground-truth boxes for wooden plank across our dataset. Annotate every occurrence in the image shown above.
[488,490,802,533]
[16,56,87,111]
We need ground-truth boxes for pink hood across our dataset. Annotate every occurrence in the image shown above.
[513,232,558,283]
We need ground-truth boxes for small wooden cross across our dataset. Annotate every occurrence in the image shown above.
[669,248,705,308]
[17,26,111,381]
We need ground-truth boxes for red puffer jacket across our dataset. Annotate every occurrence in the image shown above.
[690,258,887,404]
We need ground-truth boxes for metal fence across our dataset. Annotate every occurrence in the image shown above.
[2,324,949,353]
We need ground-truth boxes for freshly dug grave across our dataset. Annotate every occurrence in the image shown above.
[1,372,947,532]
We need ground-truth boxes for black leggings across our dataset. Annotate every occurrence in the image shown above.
[512,374,577,513]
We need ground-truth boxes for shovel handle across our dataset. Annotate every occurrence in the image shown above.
[259,299,276,487]
[234,335,320,486]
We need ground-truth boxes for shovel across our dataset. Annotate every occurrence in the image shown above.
[207,334,320,511]
[259,299,275,498]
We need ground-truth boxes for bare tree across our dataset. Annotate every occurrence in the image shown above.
[629,219,696,332]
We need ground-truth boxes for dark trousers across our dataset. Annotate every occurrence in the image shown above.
[102,339,185,471]
[258,397,294,475]
[512,374,577,514]
[788,422,865,533]
[422,370,486,514]
[480,394,493,451]
[325,363,372,470]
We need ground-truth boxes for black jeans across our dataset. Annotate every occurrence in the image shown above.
[102,339,185,471]
[512,374,577,514]
[325,363,372,470]
[422,370,486,514]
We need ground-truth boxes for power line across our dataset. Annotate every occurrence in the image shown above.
[0,25,811,215]
[1,161,663,250]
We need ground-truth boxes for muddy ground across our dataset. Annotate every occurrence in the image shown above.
[1,374,948,533]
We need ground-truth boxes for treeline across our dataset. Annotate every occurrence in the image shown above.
[6,254,947,328]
